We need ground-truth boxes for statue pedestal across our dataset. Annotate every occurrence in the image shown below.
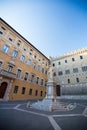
[45,79,56,100]
[28,67,76,111]
[31,79,69,111]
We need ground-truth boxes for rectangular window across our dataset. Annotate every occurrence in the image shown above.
[41,79,44,86]
[17,69,21,78]
[24,72,28,81]
[82,66,87,72]
[42,68,44,73]
[33,62,36,69]
[45,80,47,86]
[17,43,20,47]
[65,69,70,74]
[2,44,10,53]
[53,72,56,76]
[35,90,38,96]
[9,38,12,42]
[23,48,26,51]
[68,79,70,84]
[72,58,75,61]
[29,88,32,95]
[14,86,19,93]
[7,65,13,72]
[73,68,78,73]
[45,70,47,75]
[1,26,6,30]
[36,77,39,84]
[76,78,79,83]
[58,71,63,76]
[27,59,31,65]
[20,55,25,62]
[31,74,35,83]
[53,63,55,67]
[65,60,67,63]
[21,87,26,94]
[34,55,36,59]
[58,61,61,65]
[12,50,18,58]
[38,65,40,72]
[80,55,83,59]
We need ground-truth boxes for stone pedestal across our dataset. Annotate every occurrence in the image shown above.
[45,79,56,100]
[29,67,76,111]
[31,79,70,111]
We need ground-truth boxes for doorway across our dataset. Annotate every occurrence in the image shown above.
[0,82,7,98]
[56,85,61,96]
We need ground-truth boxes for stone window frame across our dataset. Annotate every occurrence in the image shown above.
[37,65,41,72]
[65,69,70,74]
[14,86,19,94]
[7,64,13,72]
[31,73,35,83]
[27,59,31,65]
[65,60,67,63]
[12,50,18,58]
[35,90,38,96]
[16,68,22,79]
[36,76,40,85]
[58,61,61,65]
[24,72,29,81]
[80,55,83,60]
[20,55,25,62]
[21,87,26,94]
[58,71,63,76]
[29,88,32,95]
[76,77,79,83]
[41,78,44,86]
[73,68,78,73]
[2,44,10,53]
[68,78,70,84]
[72,58,75,62]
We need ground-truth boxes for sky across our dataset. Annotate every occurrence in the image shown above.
[0,0,87,57]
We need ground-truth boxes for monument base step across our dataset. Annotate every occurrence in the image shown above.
[27,99,76,112]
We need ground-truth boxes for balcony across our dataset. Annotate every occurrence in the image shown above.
[0,69,16,79]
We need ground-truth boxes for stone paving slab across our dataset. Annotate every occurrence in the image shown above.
[54,116,87,130]
[0,109,54,130]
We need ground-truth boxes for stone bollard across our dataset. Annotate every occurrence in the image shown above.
[49,105,53,112]
[26,101,31,108]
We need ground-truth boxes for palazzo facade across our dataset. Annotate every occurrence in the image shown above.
[51,48,87,96]
[0,18,49,101]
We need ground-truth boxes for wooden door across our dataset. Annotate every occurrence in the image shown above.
[0,82,7,98]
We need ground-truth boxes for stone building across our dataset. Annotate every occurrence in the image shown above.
[0,18,49,101]
[51,48,87,97]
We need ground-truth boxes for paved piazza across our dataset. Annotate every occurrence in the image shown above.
[0,99,87,130]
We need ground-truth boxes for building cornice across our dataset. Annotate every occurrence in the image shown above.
[52,47,87,61]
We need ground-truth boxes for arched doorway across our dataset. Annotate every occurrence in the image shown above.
[0,82,8,98]
[56,85,61,96]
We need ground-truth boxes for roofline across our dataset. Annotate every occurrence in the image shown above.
[0,17,49,61]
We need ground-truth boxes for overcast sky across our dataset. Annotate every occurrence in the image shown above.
[0,0,87,57]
